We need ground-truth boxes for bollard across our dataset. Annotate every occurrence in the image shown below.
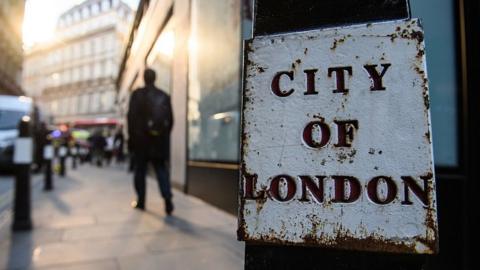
[71,144,78,169]
[43,137,54,191]
[59,144,67,177]
[12,116,33,231]
[78,146,84,164]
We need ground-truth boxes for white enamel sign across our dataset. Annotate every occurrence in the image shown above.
[59,146,68,157]
[14,138,33,164]
[238,19,438,254]
[43,145,54,159]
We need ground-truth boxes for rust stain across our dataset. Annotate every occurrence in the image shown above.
[330,36,347,50]
[424,130,431,143]
[246,226,437,254]
[421,172,439,253]
[312,114,325,122]
[416,48,425,59]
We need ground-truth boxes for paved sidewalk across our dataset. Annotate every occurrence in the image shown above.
[0,163,244,270]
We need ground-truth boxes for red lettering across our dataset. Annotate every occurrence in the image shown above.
[269,175,296,202]
[334,120,359,147]
[367,176,397,205]
[363,64,391,91]
[304,69,318,95]
[299,175,325,203]
[332,176,361,203]
[271,71,294,97]
[303,121,331,148]
[328,66,352,93]
[243,173,265,200]
[401,175,430,206]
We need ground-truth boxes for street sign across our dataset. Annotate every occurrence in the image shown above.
[239,19,438,254]
[13,138,33,164]
[43,145,54,160]
[59,146,68,157]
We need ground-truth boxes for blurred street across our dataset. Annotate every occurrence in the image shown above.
[0,164,243,270]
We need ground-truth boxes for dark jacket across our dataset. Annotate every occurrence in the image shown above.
[88,133,107,151]
[127,85,173,160]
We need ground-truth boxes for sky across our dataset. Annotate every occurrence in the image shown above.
[23,0,139,47]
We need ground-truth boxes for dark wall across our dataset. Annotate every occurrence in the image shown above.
[186,164,238,215]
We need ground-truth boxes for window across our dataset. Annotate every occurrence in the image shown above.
[101,91,115,111]
[73,10,80,22]
[91,92,101,113]
[71,96,78,115]
[101,0,109,12]
[96,37,102,54]
[84,41,91,56]
[94,62,101,78]
[65,15,72,25]
[187,0,241,162]
[51,100,58,115]
[83,65,90,80]
[73,67,80,82]
[65,69,72,83]
[411,0,459,167]
[78,65,84,81]
[82,6,89,19]
[92,3,99,15]
[105,60,112,77]
[80,94,89,114]
[91,40,95,55]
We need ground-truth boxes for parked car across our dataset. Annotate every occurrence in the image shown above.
[0,95,34,172]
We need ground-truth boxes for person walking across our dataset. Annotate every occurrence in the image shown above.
[104,131,115,165]
[114,126,125,162]
[88,129,107,167]
[127,68,174,214]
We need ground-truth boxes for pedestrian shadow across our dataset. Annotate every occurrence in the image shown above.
[45,192,71,214]
[145,210,203,237]
[35,173,83,215]
[145,210,236,243]
[5,231,34,269]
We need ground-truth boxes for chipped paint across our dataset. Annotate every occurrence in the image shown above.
[239,19,438,254]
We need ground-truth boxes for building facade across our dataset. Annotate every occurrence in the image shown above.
[0,0,25,96]
[117,0,478,269]
[23,0,133,124]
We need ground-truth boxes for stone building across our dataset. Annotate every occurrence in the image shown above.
[23,0,133,124]
[0,0,25,96]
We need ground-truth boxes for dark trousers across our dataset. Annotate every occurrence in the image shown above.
[134,154,172,204]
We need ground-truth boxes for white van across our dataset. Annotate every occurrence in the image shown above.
[0,95,33,170]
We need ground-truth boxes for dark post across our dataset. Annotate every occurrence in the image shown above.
[12,117,33,231]
[43,137,53,191]
[79,146,85,165]
[71,144,77,170]
[244,1,424,269]
[59,144,67,177]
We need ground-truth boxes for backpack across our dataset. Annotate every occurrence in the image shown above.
[142,88,172,138]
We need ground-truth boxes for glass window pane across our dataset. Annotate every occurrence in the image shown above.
[187,0,241,162]
[411,0,459,167]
